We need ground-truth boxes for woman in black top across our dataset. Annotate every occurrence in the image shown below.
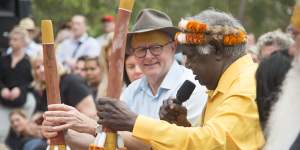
[0,27,33,107]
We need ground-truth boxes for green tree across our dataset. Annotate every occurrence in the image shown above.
[32,0,296,38]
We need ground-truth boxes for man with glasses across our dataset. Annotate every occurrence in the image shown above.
[122,9,207,125]
[40,9,207,150]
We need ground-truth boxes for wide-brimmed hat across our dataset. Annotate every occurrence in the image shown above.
[126,9,180,54]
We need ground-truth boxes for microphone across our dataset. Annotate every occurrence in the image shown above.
[174,80,196,105]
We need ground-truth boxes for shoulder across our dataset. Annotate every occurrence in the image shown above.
[122,78,143,99]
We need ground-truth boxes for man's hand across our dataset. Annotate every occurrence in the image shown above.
[1,88,11,100]
[159,99,191,127]
[42,104,97,138]
[96,97,138,132]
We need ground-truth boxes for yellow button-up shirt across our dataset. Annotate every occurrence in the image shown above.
[132,55,265,150]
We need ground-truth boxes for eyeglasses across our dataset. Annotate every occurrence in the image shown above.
[132,41,173,58]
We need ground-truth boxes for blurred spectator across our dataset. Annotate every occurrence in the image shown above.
[246,33,259,62]
[57,15,100,69]
[84,57,103,99]
[73,55,88,79]
[123,53,143,86]
[55,22,73,45]
[255,50,292,132]
[6,109,46,150]
[96,32,113,98]
[263,2,300,149]
[256,30,294,60]
[0,27,35,142]
[5,18,42,58]
[289,2,300,57]
[97,15,115,50]
[30,53,96,118]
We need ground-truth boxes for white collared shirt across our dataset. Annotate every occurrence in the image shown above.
[57,33,100,63]
[122,61,207,125]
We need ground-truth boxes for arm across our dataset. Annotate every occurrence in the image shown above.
[76,95,97,119]
[97,96,264,150]
[133,96,264,150]
[119,131,151,150]
[65,129,95,150]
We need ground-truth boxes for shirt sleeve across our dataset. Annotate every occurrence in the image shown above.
[132,95,264,150]
[62,75,91,107]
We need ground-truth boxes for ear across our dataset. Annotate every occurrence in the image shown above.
[170,41,177,53]
[209,40,224,61]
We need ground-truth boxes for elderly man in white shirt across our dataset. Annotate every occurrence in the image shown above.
[57,15,100,69]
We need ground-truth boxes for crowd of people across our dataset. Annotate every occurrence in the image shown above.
[1,1,300,150]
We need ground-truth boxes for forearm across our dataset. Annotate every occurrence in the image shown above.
[65,129,95,150]
[119,131,151,150]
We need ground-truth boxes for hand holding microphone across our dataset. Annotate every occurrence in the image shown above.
[159,80,195,127]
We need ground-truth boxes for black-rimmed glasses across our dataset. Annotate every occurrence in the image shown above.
[132,41,173,58]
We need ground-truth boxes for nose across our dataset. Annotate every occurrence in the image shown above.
[144,49,154,59]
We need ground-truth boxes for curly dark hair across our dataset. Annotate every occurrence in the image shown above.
[255,49,292,130]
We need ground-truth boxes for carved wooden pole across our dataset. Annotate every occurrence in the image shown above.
[41,20,67,150]
[89,0,134,150]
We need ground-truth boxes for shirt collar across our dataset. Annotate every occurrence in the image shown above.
[136,60,179,95]
[211,54,255,97]
[75,33,88,43]
[160,61,181,90]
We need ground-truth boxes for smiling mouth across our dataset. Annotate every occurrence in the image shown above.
[144,62,159,67]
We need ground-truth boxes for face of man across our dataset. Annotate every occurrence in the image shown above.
[102,21,115,33]
[85,60,101,86]
[131,31,175,81]
[289,26,300,57]
[260,44,279,59]
[182,45,224,90]
[74,60,86,78]
[71,15,87,39]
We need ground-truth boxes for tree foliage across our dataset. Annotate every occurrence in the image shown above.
[32,0,296,38]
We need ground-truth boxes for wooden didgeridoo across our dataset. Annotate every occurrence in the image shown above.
[41,20,67,150]
[89,0,135,150]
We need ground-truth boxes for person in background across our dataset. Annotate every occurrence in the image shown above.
[0,27,35,143]
[57,15,100,69]
[30,52,96,118]
[84,57,103,100]
[55,22,73,45]
[73,55,88,79]
[123,53,144,86]
[255,50,292,132]
[256,30,294,61]
[264,1,300,149]
[97,15,115,49]
[6,109,47,150]
[5,18,42,58]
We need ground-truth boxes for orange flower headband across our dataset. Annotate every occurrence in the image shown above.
[175,19,247,46]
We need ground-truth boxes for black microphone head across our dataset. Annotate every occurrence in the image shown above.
[175,80,196,105]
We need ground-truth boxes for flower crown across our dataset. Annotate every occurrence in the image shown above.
[175,19,247,46]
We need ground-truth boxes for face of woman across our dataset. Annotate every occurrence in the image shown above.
[10,113,28,134]
[9,33,26,51]
[125,55,144,82]
[32,58,45,82]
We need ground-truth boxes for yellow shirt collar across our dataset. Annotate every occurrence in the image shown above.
[209,54,255,98]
